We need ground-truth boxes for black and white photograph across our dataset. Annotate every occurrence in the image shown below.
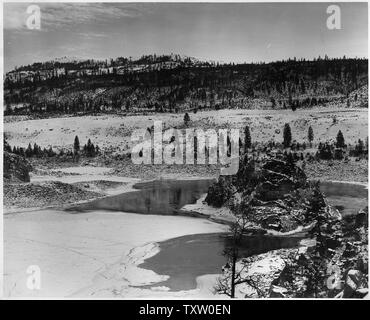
[1,1,369,301]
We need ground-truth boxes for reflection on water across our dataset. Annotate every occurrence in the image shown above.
[69,179,368,217]
[139,232,304,291]
[68,179,215,214]
[136,180,367,292]
[67,178,367,292]
[320,181,368,216]
[320,181,367,198]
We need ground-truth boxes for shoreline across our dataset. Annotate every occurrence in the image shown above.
[4,209,228,298]
[322,180,368,187]
[3,169,368,297]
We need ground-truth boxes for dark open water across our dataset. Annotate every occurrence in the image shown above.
[68,179,368,291]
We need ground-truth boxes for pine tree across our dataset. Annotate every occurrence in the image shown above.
[291,100,297,111]
[283,123,292,148]
[72,135,81,162]
[336,130,345,148]
[25,143,33,157]
[244,125,252,151]
[308,126,314,148]
[86,139,95,157]
[270,97,276,108]
[19,147,25,157]
[184,112,190,127]
[47,146,55,157]
[33,143,39,157]
[73,135,80,154]
[355,139,364,156]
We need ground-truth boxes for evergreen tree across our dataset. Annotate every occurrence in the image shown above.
[291,100,297,111]
[244,125,252,151]
[270,97,276,108]
[286,152,295,164]
[19,147,25,157]
[86,139,96,157]
[47,146,55,157]
[283,123,292,148]
[355,139,365,156]
[336,130,345,148]
[184,112,190,127]
[308,126,314,148]
[33,143,40,157]
[73,135,80,154]
[95,145,100,155]
[25,143,33,157]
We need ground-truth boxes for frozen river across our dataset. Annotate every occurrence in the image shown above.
[3,179,367,297]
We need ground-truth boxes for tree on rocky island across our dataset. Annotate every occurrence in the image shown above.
[205,176,235,208]
[202,147,368,299]
[215,207,262,298]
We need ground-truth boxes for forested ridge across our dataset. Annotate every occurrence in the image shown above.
[4,55,368,116]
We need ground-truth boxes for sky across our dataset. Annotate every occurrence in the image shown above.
[3,2,368,72]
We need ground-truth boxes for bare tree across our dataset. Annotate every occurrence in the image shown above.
[215,198,264,298]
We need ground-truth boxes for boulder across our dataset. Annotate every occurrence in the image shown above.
[354,288,368,298]
[343,269,364,297]
[270,285,288,298]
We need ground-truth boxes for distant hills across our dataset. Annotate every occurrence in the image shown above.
[4,54,368,116]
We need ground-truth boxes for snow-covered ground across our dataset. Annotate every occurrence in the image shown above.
[31,166,141,195]
[3,209,227,298]
[182,194,317,236]
[4,107,368,151]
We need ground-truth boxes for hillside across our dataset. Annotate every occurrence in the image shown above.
[4,55,368,117]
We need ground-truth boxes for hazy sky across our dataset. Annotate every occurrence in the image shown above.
[3,2,368,72]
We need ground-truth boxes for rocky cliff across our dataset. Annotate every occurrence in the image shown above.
[205,157,338,233]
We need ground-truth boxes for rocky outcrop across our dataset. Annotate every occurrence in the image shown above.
[334,207,368,298]
[267,207,368,298]
[254,159,307,202]
[219,248,296,298]
[3,151,31,182]
[206,158,337,233]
